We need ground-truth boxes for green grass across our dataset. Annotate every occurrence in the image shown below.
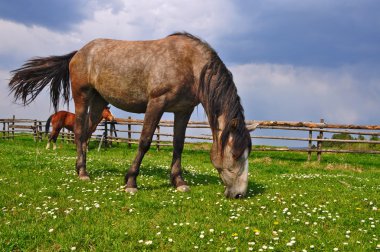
[0,137,379,251]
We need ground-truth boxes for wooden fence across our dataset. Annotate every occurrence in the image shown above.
[1,116,379,161]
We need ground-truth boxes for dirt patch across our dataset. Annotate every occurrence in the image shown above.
[325,163,363,173]
[252,157,272,164]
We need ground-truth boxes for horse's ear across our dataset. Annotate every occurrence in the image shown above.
[107,106,111,109]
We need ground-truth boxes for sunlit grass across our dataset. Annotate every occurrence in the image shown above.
[0,137,379,251]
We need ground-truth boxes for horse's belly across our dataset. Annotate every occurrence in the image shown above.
[108,97,147,113]
[99,91,148,113]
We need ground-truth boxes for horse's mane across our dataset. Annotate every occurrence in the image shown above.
[169,32,252,158]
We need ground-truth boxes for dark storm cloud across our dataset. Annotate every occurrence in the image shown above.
[0,0,123,31]
[0,1,88,31]
[217,0,380,67]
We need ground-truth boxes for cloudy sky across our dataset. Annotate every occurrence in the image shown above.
[0,0,379,128]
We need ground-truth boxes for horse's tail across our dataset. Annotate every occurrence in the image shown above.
[9,51,78,111]
[45,114,53,136]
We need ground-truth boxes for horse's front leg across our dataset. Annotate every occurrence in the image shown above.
[171,109,193,192]
[125,99,165,194]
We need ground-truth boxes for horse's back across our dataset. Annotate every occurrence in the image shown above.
[51,111,75,132]
[69,35,208,113]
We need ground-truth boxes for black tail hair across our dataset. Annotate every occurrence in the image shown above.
[45,114,53,136]
[9,51,77,112]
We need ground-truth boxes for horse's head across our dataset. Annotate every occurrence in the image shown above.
[102,106,115,121]
[211,128,251,199]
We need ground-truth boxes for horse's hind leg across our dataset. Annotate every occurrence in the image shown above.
[171,109,193,192]
[74,89,107,179]
[45,139,51,150]
[46,129,59,150]
[125,99,165,194]
[73,92,91,180]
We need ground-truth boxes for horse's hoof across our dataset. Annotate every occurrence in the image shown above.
[176,185,190,192]
[125,187,138,195]
[79,175,90,181]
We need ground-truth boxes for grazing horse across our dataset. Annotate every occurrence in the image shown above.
[45,107,114,150]
[9,32,252,198]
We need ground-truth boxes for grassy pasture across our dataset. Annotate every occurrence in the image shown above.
[0,138,379,251]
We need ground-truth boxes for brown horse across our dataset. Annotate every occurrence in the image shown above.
[9,32,252,198]
[45,107,114,150]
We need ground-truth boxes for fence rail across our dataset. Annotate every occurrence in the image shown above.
[1,116,379,161]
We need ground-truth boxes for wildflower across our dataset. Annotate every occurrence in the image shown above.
[273,221,279,225]
[253,228,260,236]
[168,238,173,242]
[49,228,54,233]
[70,247,76,251]
[145,240,152,245]
[209,229,214,233]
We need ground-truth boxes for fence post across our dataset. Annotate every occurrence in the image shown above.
[38,121,43,141]
[61,128,65,143]
[33,120,37,142]
[128,116,132,148]
[308,129,312,161]
[11,115,15,140]
[2,121,5,139]
[156,125,160,151]
[104,121,108,147]
[108,121,113,147]
[317,119,324,162]
[7,120,10,139]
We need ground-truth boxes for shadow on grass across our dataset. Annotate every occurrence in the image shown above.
[87,164,266,198]
[246,181,266,197]
[89,167,124,177]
